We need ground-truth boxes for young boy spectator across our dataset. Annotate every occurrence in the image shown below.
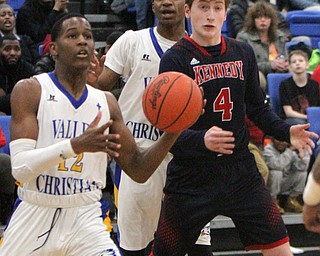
[264,137,310,213]
[0,34,34,115]
[279,43,320,125]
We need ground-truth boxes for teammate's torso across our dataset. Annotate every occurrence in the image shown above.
[105,27,176,147]
[27,72,110,196]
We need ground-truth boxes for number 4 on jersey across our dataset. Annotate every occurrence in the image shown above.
[213,88,233,121]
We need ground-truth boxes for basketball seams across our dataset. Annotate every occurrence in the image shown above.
[142,71,202,133]
[156,74,184,128]
[161,77,193,131]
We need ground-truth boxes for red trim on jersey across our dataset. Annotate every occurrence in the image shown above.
[244,236,290,251]
[184,36,227,56]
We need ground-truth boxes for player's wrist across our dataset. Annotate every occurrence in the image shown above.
[303,172,320,206]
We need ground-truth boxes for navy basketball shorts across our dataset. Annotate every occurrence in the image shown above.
[152,152,289,256]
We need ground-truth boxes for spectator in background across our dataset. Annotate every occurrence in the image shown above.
[264,137,310,213]
[279,44,320,125]
[16,0,68,44]
[236,0,289,92]
[0,3,39,65]
[0,126,15,226]
[0,35,34,115]
[229,0,290,39]
[111,0,152,29]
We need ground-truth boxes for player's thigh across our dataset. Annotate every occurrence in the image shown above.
[118,159,167,218]
[0,201,57,255]
[69,203,120,256]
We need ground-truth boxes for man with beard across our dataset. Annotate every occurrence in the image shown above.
[16,0,68,44]
[0,34,34,115]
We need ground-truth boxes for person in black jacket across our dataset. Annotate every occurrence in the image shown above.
[16,0,68,44]
[0,35,34,115]
[0,3,39,65]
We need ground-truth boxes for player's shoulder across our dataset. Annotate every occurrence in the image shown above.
[224,37,256,62]
[225,37,254,53]
[11,76,41,107]
[122,28,150,40]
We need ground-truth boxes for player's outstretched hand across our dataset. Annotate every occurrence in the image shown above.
[303,204,320,234]
[204,126,235,154]
[71,111,121,157]
[290,123,319,158]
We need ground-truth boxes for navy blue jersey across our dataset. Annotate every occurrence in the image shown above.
[160,36,291,161]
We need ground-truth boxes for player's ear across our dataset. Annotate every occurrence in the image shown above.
[50,42,58,59]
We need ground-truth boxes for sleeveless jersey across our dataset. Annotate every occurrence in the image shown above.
[105,27,176,148]
[19,72,110,207]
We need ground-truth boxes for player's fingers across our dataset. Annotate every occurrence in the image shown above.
[105,133,120,142]
[96,120,113,134]
[218,148,233,155]
[88,111,102,128]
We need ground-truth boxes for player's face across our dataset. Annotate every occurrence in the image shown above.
[186,0,226,46]
[0,7,15,33]
[153,0,185,26]
[52,17,95,71]
[289,54,309,75]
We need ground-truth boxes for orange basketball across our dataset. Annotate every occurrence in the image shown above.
[142,71,203,133]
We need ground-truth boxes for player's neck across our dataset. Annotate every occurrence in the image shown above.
[53,69,87,99]
[156,23,186,41]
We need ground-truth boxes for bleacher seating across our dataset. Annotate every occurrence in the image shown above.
[7,0,24,15]
[0,115,11,155]
[267,73,292,114]
[286,10,320,49]
[307,107,320,155]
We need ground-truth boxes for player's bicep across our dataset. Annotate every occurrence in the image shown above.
[10,78,41,141]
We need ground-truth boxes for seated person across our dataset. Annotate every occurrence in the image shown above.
[279,43,320,125]
[0,3,39,65]
[0,35,34,115]
[236,1,289,92]
[264,137,310,213]
[229,0,290,39]
[0,127,15,225]
[16,0,68,44]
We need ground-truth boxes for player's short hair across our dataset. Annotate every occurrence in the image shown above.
[185,0,231,9]
[51,13,89,42]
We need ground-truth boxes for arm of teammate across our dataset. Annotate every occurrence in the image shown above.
[105,92,180,183]
[95,66,121,91]
[303,154,320,233]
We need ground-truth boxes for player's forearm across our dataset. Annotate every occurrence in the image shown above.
[10,138,75,183]
[122,132,180,183]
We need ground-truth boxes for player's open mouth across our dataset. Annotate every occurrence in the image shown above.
[77,50,88,57]
[161,10,175,18]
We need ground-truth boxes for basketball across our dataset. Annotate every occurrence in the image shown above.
[142,71,203,133]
